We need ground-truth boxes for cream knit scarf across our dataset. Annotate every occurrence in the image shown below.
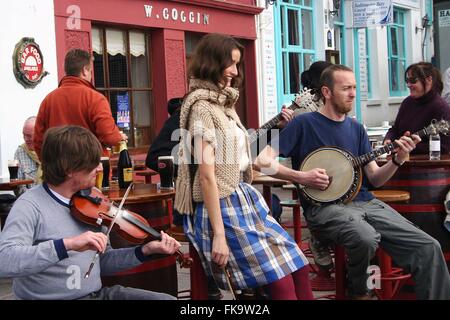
[174,79,241,215]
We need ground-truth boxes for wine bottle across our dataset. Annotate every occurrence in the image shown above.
[117,141,133,189]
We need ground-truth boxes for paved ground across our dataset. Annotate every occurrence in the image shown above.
[0,185,336,300]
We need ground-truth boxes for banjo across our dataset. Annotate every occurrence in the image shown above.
[298,119,450,206]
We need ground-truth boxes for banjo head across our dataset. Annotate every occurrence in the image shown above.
[300,147,356,203]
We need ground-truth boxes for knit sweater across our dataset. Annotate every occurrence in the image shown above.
[34,76,123,159]
[174,79,253,215]
[384,89,450,154]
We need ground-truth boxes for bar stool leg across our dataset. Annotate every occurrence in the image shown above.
[334,246,346,300]
[293,205,302,245]
[189,244,209,300]
[377,249,393,299]
[263,186,272,210]
[291,189,302,245]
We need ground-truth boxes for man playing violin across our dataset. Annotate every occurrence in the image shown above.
[256,64,450,299]
[0,126,180,300]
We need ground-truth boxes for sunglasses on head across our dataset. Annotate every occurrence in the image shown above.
[405,77,418,84]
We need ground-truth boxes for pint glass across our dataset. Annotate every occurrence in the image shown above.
[101,157,110,189]
[95,169,104,189]
[158,156,174,189]
[8,160,19,180]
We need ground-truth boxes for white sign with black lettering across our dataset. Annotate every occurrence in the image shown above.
[358,29,368,100]
[352,0,393,28]
[439,9,450,28]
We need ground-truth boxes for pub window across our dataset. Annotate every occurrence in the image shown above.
[276,0,315,107]
[387,8,408,96]
[92,26,153,148]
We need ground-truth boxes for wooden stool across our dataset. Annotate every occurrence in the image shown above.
[280,185,336,294]
[169,225,208,300]
[330,191,413,300]
[279,199,303,245]
[370,190,412,299]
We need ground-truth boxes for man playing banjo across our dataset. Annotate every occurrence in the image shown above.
[256,64,450,299]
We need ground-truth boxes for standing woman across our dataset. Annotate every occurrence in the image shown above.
[174,33,312,300]
[384,62,450,154]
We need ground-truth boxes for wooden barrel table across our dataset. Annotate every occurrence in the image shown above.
[377,155,450,262]
[101,183,177,296]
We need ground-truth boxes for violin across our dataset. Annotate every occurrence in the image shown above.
[70,187,192,268]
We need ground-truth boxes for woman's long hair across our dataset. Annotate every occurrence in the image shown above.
[188,33,244,89]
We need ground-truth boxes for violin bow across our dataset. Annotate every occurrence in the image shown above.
[85,183,134,278]
[223,266,237,300]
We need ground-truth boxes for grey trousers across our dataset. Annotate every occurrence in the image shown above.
[305,198,450,299]
[78,285,177,300]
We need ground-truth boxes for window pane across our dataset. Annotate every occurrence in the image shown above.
[107,30,128,87]
[399,60,406,91]
[93,52,105,88]
[390,28,398,56]
[92,28,105,88]
[303,53,314,72]
[334,27,342,51]
[131,55,149,88]
[398,27,404,58]
[302,10,313,49]
[393,10,398,23]
[132,91,152,147]
[280,7,286,48]
[185,32,202,56]
[303,0,312,7]
[398,12,404,24]
[130,31,149,88]
[293,0,301,5]
[289,52,301,94]
[390,59,398,92]
[288,10,299,46]
[283,53,289,94]
[108,54,128,87]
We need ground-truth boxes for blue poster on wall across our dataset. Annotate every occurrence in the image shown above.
[117,93,130,128]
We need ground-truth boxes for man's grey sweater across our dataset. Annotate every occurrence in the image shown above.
[0,184,146,299]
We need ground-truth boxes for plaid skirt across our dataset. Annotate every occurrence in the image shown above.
[184,182,308,290]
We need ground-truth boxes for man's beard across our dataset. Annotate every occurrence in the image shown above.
[330,96,352,115]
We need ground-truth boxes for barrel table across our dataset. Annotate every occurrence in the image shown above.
[101,183,177,296]
[377,155,450,266]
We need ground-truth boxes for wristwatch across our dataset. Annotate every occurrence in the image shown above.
[392,154,405,167]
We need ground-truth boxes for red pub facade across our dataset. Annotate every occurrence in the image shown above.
[53,0,263,149]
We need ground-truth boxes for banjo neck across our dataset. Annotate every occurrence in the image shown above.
[352,127,429,168]
[248,100,301,145]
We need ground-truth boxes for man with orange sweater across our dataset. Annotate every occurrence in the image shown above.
[34,49,127,159]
